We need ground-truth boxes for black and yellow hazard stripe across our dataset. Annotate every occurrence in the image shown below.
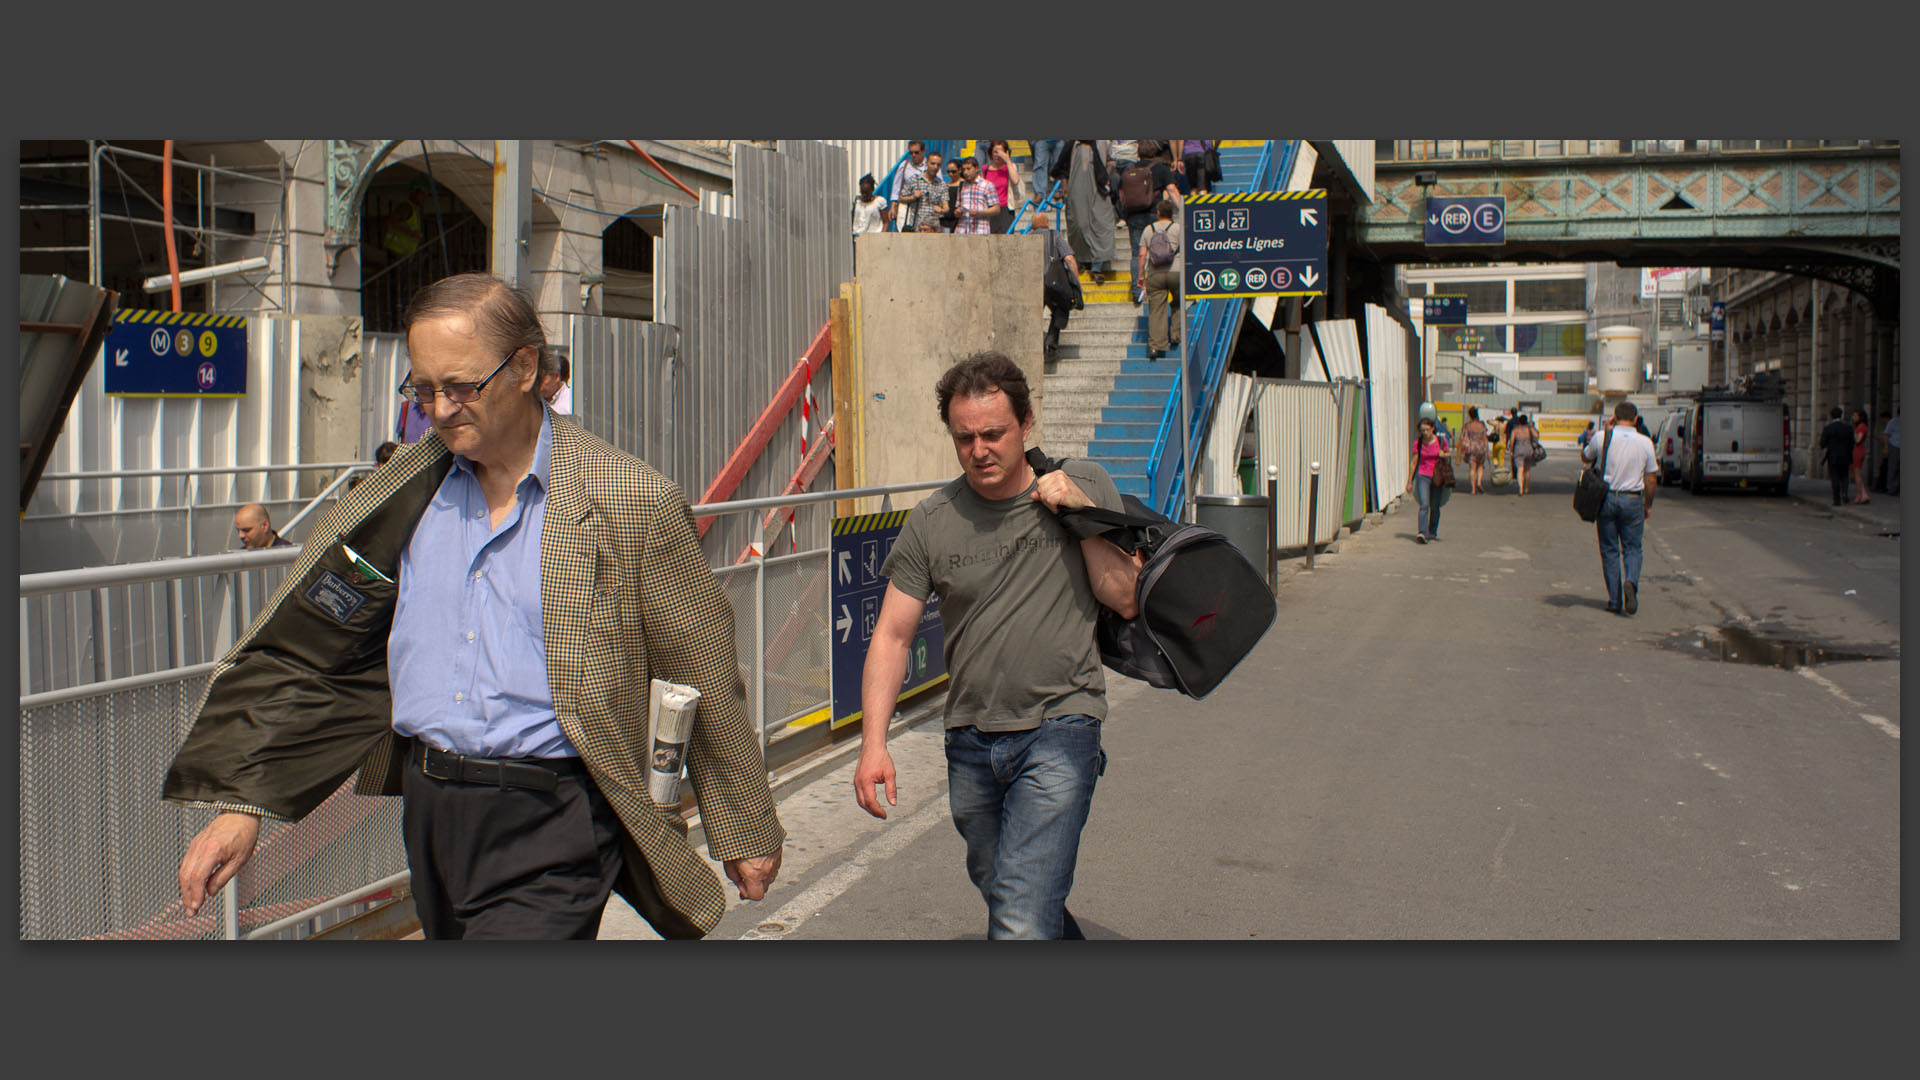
[832,508,913,535]
[115,310,248,328]
[1185,190,1326,203]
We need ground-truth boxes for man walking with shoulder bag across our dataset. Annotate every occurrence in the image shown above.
[1582,401,1659,616]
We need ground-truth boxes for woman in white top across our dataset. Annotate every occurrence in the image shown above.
[852,173,890,235]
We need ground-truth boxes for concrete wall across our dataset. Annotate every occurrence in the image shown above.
[848,232,1046,510]
[295,316,367,498]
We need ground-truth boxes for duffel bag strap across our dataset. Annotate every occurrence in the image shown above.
[1025,447,1169,547]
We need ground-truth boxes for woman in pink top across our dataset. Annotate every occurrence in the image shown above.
[1850,409,1872,504]
[1403,417,1451,543]
[982,140,1020,233]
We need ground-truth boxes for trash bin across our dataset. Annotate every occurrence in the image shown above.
[1238,454,1258,494]
[1193,492,1270,568]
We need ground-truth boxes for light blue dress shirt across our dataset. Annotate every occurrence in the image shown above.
[389,411,575,759]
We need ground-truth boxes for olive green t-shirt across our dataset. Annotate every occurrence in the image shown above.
[881,459,1123,732]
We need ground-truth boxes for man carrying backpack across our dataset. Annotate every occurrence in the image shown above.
[853,353,1142,940]
[1117,141,1182,304]
[1137,198,1182,359]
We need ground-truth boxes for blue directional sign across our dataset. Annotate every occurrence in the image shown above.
[103,310,249,396]
[1424,294,1468,326]
[829,509,946,730]
[1183,190,1328,299]
[1423,195,1506,246]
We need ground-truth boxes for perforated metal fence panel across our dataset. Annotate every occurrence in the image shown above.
[18,672,406,940]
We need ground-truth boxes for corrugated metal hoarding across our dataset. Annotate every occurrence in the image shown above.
[660,141,851,563]
[1252,379,1349,551]
[821,140,912,204]
[1363,303,1416,501]
[1197,372,1259,495]
[566,315,680,476]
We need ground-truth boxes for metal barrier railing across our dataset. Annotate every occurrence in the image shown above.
[29,460,375,557]
[17,478,947,940]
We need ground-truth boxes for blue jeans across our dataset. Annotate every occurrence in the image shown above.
[945,715,1106,940]
[1596,492,1645,610]
[1414,474,1442,538]
[1029,140,1065,203]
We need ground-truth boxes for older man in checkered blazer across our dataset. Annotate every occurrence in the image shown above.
[166,273,784,939]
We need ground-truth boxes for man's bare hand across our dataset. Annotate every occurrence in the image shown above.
[1031,471,1093,512]
[724,850,782,901]
[853,747,898,819]
[178,812,261,917]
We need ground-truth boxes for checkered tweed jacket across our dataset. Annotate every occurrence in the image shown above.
[164,410,784,938]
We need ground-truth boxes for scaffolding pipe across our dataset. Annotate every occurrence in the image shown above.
[162,140,183,312]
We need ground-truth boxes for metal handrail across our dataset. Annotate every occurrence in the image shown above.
[280,466,374,536]
[20,545,301,598]
[36,461,371,484]
[20,478,948,602]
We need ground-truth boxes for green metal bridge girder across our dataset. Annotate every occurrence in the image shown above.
[1363,149,1900,253]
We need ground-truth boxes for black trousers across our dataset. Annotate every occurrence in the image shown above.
[402,742,625,939]
[1827,462,1851,504]
[1182,153,1212,194]
[1045,303,1072,352]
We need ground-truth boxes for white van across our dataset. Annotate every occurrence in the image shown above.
[1654,405,1694,484]
[1682,384,1791,495]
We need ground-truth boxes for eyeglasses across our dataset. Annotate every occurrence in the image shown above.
[397,347,521,405]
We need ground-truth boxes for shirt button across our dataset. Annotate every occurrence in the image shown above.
[454,692,465,702]
[466,631,476,641]
[472,569,484,580]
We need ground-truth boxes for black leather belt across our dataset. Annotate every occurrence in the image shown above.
[420,746,583,792]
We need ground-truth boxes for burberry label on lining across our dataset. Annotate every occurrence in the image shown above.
[305,570,369,624]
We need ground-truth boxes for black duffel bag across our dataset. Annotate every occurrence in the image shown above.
[1029,450,1276,699]
[1572,427,1613,523]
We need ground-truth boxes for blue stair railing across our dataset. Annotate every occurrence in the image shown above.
[1144,140,1302,520]
[1010,178,1065,234]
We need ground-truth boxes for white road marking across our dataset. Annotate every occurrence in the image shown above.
[1858,715,1900,740]
[739,792,949,939]
[1795,668,1900,740]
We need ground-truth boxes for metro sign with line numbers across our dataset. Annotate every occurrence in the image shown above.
[1182,190,1328,298]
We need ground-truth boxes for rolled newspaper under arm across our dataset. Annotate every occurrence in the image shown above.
[648,679,701,806]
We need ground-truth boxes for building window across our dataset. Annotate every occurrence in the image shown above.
[1514,323,1586,357]
[1444,280,1508,314]
[1514,278,1587,312]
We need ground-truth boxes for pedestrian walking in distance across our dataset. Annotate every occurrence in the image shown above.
[1818,406,1855,506]
[1405,416,1450,543]
[1507,412,1539,496]
[1460,407,1491,494]
[1582,401,1660,616]
[1849,409,1872,504]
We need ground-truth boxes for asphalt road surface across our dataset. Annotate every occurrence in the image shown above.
[603,456,1900,940]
